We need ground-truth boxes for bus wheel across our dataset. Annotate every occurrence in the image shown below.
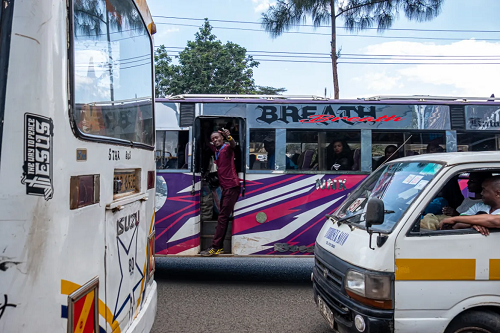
[446,310,500,333]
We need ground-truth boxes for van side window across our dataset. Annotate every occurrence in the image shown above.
[412,170,500,235]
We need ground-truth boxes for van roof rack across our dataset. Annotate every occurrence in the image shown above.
[166,94,329,101]
[362,95,500,102]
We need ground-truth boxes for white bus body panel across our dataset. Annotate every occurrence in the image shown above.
[0,0,157,332]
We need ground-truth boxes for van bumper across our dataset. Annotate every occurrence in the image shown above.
[313,245,394,333]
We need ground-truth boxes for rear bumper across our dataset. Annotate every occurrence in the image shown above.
[127,281,157,333]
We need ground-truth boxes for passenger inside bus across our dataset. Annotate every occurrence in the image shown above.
[373,145,398,169]
[263,139,298,170]
[426,141,445,153]
[326,139,354,171]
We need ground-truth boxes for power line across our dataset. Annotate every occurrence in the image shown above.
[159,52,500,65]
[153,15,500,34]
[156,46,500,58]
[253,58,500,65]
[154,22,500,42]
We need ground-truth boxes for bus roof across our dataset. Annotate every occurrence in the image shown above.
[156,94,500,105]
[134,0,156,35]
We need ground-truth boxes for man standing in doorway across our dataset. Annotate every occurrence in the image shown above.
[201,129,240,256]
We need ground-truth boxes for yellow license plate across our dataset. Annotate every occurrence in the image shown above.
[114,170,138,196]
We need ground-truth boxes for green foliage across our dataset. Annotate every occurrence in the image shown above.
[155,19,286,97]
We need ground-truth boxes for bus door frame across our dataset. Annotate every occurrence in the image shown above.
[191,116,247,196]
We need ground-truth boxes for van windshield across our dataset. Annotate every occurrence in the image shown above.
[335,162,443,233]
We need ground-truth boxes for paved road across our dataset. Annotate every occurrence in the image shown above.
[151,257,332,333]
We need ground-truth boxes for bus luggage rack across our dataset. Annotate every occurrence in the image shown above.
[362,95,500,102]
[167,94,329,101]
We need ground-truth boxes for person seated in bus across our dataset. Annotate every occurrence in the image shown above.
[439,176,500,235]
[263,139,298,170]
[373,145,398,170]
[326,139,353,171]
[426,141,445,154]
[442,172,492,216]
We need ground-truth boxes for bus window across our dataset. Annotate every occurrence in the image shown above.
[156,130,189,170]
[372,132,404,170]
[72,0,153,146]
[286,130,361,171]
[457,132,499,152]
[249,129,275,170]
[403,132,446,156]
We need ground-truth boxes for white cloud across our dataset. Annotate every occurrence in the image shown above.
[156,27,180,39]
[352,71,404,92]
[360,40,500,97]
[252,0,275,13]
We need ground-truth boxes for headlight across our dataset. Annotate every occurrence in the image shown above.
[345,270,393,309]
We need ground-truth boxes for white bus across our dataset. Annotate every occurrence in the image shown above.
[0,0,157,332]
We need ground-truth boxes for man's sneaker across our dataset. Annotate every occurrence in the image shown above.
[200,247,224,257]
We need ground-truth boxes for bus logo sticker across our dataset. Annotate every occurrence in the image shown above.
[21,113,54,200]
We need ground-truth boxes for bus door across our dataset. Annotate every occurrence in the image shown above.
[105,177,149,332]
[195,116,246,254]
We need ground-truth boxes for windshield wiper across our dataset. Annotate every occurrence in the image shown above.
[325,210,395,230]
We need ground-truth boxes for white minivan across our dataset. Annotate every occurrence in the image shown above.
[313,152,500,333]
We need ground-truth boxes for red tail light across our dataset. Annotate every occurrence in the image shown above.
[147,170,155,190]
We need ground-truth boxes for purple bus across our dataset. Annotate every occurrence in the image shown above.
[154,94,500,256]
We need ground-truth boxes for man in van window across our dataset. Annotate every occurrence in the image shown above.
[442,172,492,216]
[201,129,241,256]
[439,176,500,235]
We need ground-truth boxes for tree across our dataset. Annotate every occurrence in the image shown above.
[262,0,443,99]
[155,45,176,97]
[253,86,288,95]
[155,19,286,97]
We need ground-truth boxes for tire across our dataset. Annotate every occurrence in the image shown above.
[445,310,500,333]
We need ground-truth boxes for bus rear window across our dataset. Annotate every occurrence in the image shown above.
[71,0,153,146]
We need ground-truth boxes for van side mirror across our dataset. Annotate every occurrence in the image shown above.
[366,198,385,229]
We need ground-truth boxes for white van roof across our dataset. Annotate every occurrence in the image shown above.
[392,151,500,166]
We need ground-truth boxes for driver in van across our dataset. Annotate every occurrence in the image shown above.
[200,128,241,256]
[439,176,500,235]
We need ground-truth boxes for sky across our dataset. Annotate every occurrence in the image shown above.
[146,0,500,99]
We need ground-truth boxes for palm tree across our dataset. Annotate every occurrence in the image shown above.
[262,0,443,99]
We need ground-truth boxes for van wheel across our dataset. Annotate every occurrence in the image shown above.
[445,310,500,333]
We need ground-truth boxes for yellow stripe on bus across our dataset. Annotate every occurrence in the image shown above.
[137,213,155,310]
[489,259,500,280]
[149,212,155,234]
[74,290,94,333]
[395,259,476,280]
[61,280,121,333]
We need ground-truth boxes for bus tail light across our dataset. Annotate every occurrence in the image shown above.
[70,175,100,210]
[147,171,155,190]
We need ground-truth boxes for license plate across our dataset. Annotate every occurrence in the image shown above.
[114,169,138,196]
[317,296,335,329]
